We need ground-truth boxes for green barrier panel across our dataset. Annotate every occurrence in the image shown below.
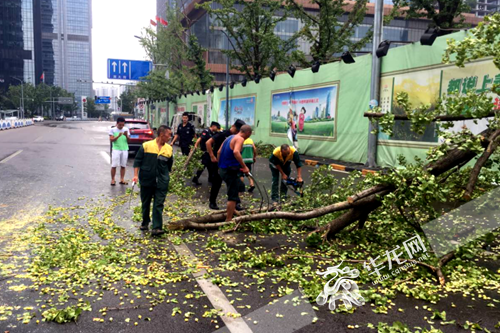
[163,31,498,167]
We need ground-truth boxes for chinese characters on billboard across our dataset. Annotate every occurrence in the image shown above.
[379,60,500,144]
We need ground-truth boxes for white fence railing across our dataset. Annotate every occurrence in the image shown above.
[0,119,34,130]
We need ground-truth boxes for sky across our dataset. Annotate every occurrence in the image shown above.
[92,0,156,91]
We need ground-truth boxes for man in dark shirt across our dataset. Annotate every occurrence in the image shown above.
[192,121,221,185]
[171,112,195,155]
[205,119,245,210]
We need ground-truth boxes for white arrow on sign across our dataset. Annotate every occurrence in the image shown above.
[112,62,117,72]
[123,62,128,73]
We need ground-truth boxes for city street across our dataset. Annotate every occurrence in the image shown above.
[2,0,500,331]
[1,122,498,333]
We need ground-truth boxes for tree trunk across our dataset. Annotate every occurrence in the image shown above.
[170,128,496,245]
[464,128,500,200]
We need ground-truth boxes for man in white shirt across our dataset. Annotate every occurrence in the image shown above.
[109,117,130,185]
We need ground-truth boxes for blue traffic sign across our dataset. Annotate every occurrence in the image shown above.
[95,96,111,104]
[107,59,152,81]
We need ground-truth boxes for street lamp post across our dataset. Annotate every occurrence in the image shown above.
[12,77,24,119]
[366,0,384,168]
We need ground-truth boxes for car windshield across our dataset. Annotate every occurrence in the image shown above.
[126,122,149,130]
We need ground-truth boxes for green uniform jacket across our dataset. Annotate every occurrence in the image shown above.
[269,146,303,169]
[133,139,173,190]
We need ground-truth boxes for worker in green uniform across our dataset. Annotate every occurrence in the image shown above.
[132,125,173,236]
[269,144,303,203]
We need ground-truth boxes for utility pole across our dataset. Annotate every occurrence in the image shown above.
[165,70,170,125]
[366,0,384,168]
[12,77,24,118]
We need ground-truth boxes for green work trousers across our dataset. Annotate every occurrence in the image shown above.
[270,163,291,202]
[140,185,167,230]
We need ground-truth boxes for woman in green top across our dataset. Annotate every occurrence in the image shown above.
[240,137,257,192]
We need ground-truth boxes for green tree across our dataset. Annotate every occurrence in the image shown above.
[138,6,211,100]
[119,89,136,113]
[287,0,372,66]
[392,0,471,29]
[187,34,213,90]
[85,98,97,118]
[1,83,76,117]
[200,0,300,79]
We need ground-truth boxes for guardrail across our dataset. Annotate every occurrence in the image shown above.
[0,118,34,131]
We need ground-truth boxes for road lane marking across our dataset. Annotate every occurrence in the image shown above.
[0,150,23,164]
[34,128,55,142]
[100,151,111,165]
[171,243,253,333]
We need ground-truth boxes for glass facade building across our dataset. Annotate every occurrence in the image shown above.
[0,0,35,93]
[183,2,432,84]
[35,0,93,101]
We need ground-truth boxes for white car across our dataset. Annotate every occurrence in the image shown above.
[34,116,44,122]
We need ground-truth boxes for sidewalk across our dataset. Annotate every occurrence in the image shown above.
[299,153,381,176]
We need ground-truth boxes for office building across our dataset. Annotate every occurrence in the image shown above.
[34,0,93,100]
[471,0,500,16]
[0,0,35,93]
[172,1,482,84]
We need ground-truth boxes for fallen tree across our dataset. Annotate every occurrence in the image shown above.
[168,14,500,285]
[168,126,496,235]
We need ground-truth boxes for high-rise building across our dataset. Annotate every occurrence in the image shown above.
[470,0,500,16]
[34,0,93,100]
[0,0,35,93]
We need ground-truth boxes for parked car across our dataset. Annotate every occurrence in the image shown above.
[170,112,204,136]
[34,116,44,122]
[56,115,65,121]
[119,119,154,153]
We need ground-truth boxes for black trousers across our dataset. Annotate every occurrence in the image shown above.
[208,161,221,204]
[209,162,242,205]
[194,153,212,182]
[140,185,167,230]
[180,146,191,156]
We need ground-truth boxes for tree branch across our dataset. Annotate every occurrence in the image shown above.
[464,128,500,199]
[364,111,498,121]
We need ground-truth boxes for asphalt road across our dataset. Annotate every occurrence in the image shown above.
[0,121,132,222]
[0,121,347,333]
[1,122,497,333]
[0,121,341,220]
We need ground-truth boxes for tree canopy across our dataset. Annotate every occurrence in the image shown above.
[0,83,77,117]
[137,6,212,100]
[287,0,372,66]
[392,0,471,28]
[200,0,301,79]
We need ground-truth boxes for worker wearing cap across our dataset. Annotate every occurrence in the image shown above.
[192,121,221,185]
[205,119,245,210]
[269,144,303,203]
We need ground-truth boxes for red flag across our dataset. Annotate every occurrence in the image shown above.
[160,18,168,26]
[150,19,157,26]
[156,15,160,22]
[40,72,45,83]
